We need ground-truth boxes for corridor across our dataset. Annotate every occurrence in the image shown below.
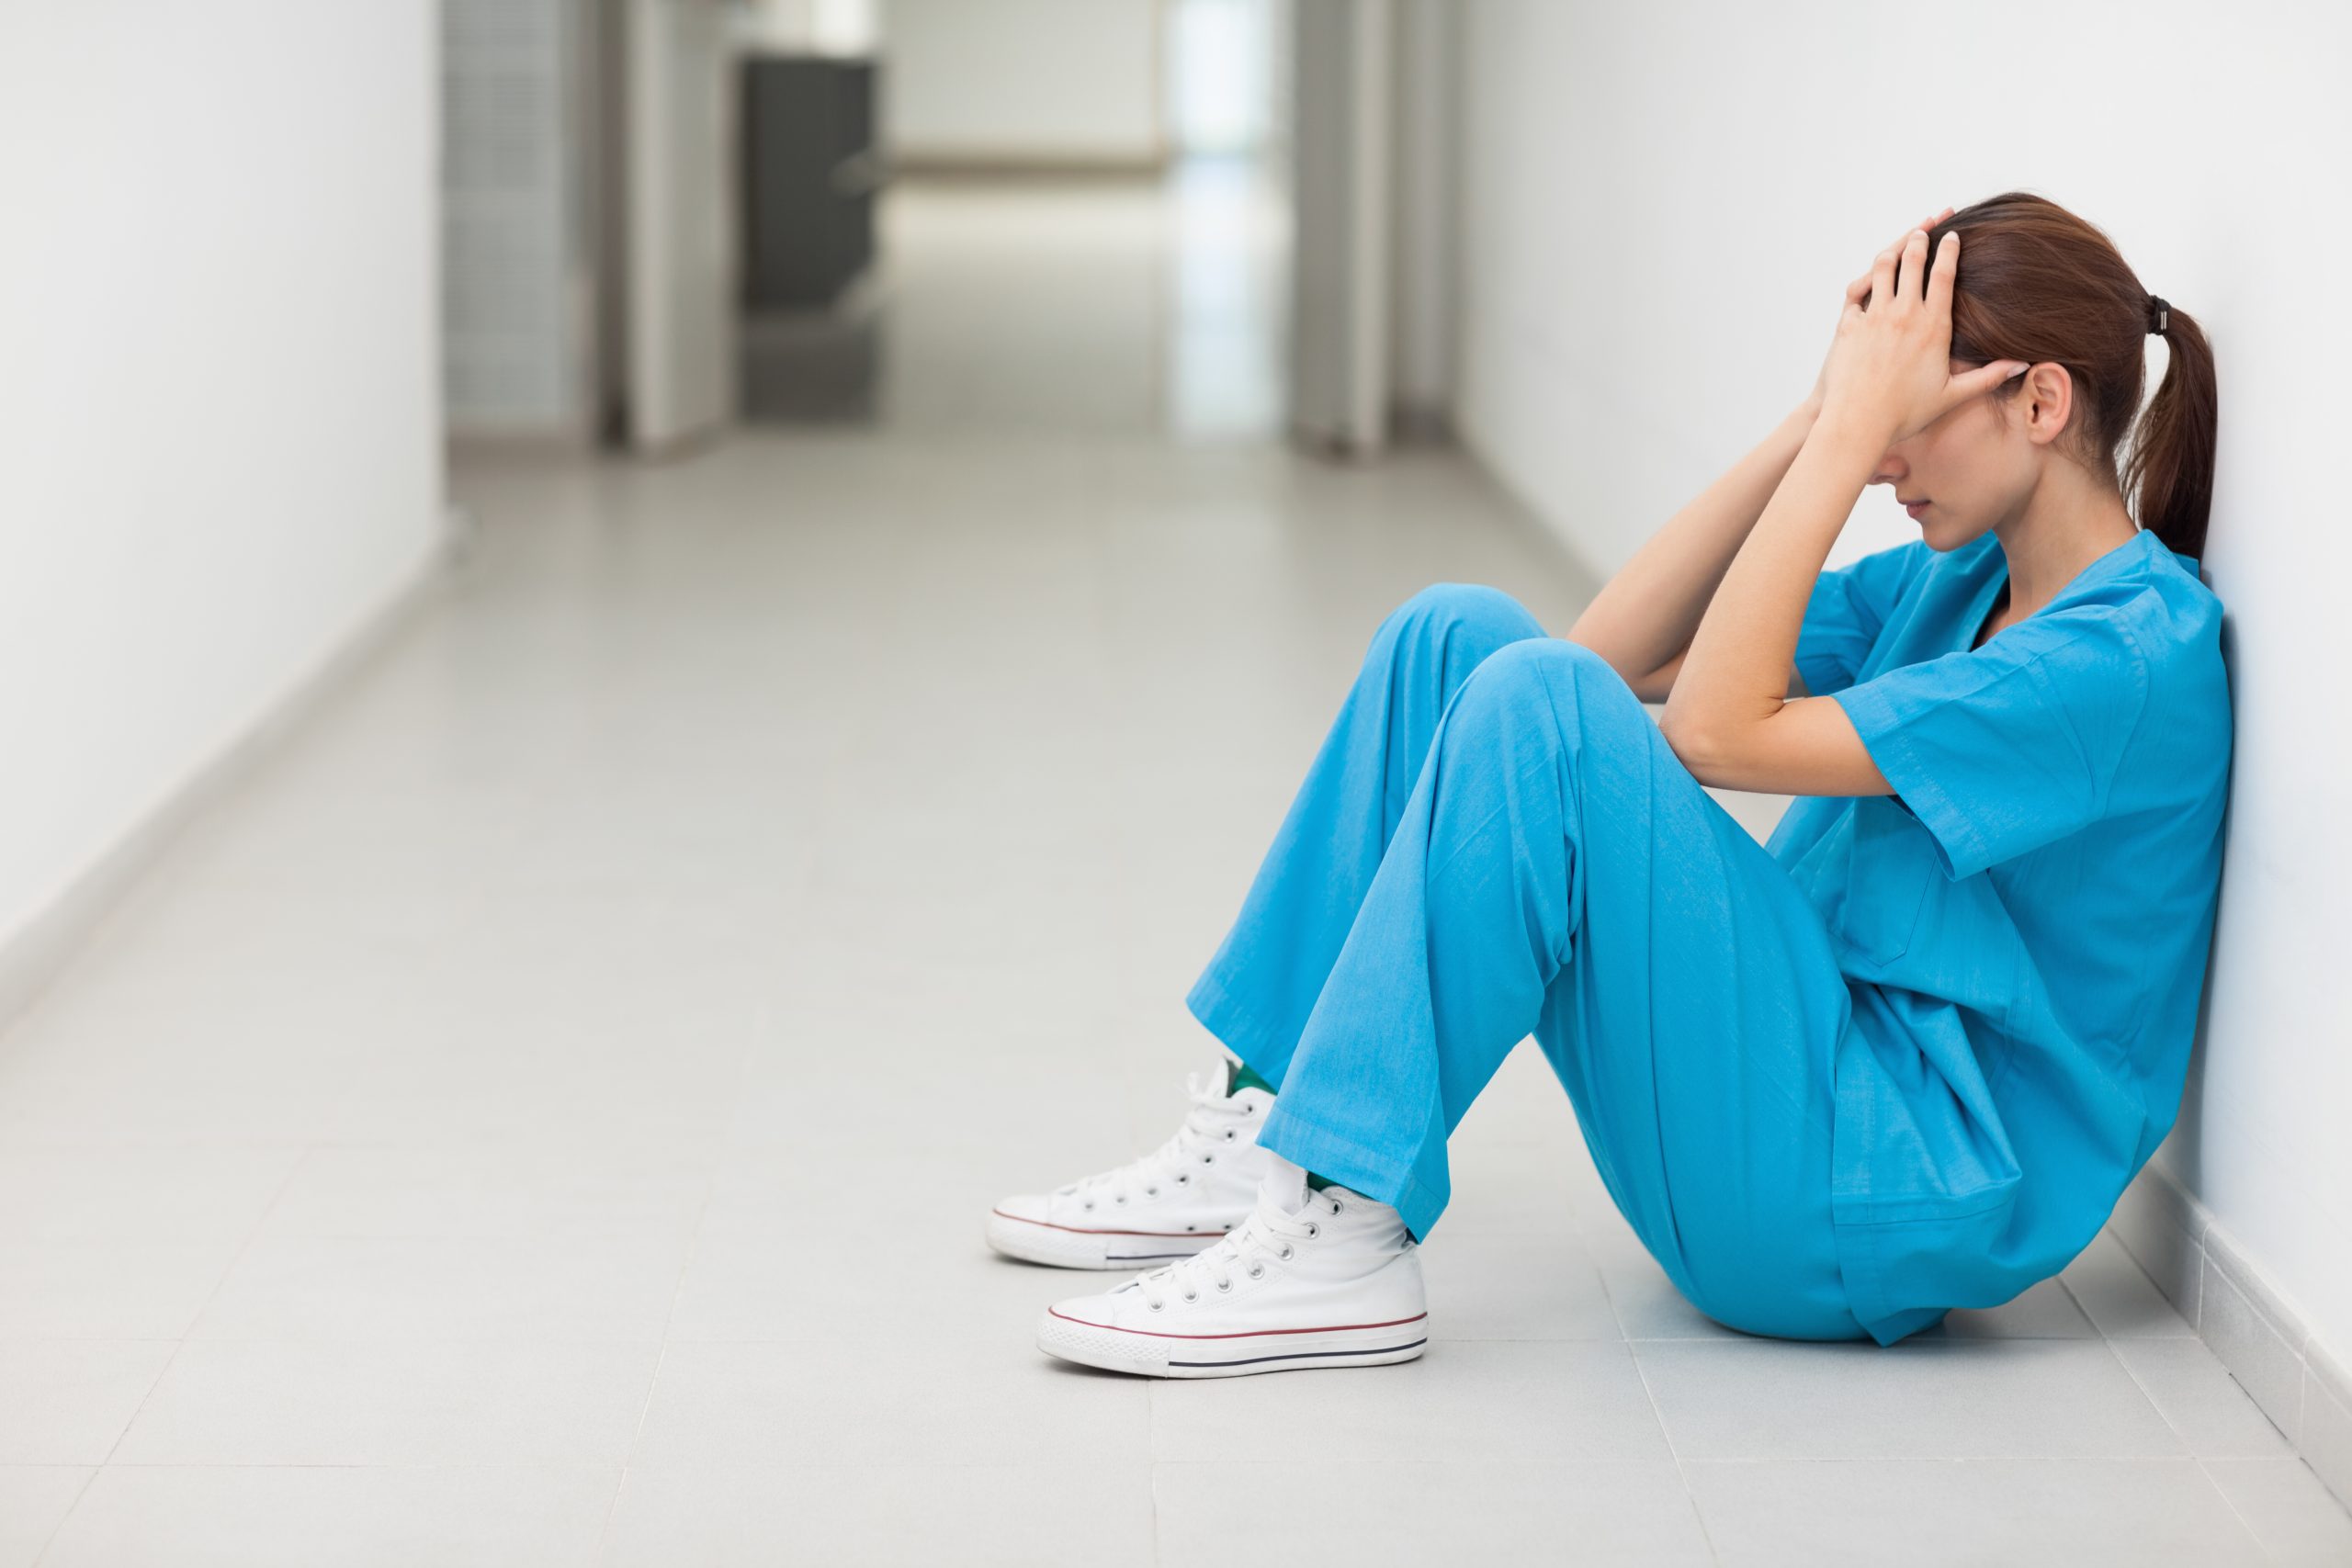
[1,168,2345,1563]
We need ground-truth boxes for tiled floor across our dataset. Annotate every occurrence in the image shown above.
[4,173,2349,1564]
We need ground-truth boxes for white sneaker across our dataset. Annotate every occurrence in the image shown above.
[986,1058,1277,1269]
[1035,1154,1428,1378]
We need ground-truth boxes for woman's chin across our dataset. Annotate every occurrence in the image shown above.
[1920,515,1998,555]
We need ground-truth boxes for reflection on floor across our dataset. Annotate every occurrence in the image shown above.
[0,175,2345,1565]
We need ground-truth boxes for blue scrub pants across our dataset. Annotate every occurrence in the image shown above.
[1185,583,1874,1341]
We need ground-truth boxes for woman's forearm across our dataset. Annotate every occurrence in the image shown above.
[1660,408,1885,750]
[1564,400,1819,683]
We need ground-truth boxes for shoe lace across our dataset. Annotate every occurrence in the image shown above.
[1134,1190,1318,1309]
[1059,1070,1257,1211]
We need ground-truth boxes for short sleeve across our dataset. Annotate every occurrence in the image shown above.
[1794,541,1928,696]
[1830,604,2154,881]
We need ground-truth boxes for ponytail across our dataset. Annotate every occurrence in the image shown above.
[2125,304,2219,561]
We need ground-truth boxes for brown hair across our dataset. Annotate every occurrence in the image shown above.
[1926,191,2218,560]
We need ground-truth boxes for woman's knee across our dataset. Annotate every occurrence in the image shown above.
[1451,636,1623,716]
[1378,582,1547,653]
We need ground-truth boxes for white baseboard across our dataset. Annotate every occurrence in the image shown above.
[0,524,454,1033]
[2113,1161,2352,1509]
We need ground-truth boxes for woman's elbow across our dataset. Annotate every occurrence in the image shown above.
[1657,710,1726,782]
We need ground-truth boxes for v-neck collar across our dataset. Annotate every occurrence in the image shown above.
[1956,529,2155,655]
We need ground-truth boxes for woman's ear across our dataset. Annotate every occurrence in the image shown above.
[2018,362,2075,448]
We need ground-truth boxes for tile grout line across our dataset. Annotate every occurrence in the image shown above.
[1623,1344,1724,1567]
[1592,1240,1725,1568]
[2074,1269,2283,1558]
[2194,1453,2282,1558]
[586,994,762,1566]
[30,1142,322,1567]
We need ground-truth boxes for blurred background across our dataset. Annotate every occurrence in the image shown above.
[1,3,2349,1562]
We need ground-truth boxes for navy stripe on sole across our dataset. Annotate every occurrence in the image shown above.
[1169,1337,1428,1370]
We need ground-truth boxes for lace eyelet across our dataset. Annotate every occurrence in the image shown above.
[1201,1154,1214,1165]
[1216,1279,1232,1292]
[1182,1291,1198,1303]
[1145,1187,1159,1198]
[1176,1173,1191,1185]
[1148,1299,1164,1312]
[1082,1201,1095,1212]
[1277,1245,1294,1261]
[1330,1199,1342,1214]
[1224,1130,1236,1141]
[1114,1195,1127,1205]
[1306,1222,1320,1239]
[1247,1263,1264,1280]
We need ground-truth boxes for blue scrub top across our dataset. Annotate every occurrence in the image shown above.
[1768,526,2233,1343]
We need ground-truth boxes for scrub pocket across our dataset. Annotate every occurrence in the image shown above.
[1838,796,1938,967]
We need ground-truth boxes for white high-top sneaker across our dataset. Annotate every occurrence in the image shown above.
[986,1058,1276,1269]
[1035,1154,1428,1378]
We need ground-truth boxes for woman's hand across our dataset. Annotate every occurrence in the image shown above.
[1802,207,1953,421]
[1815,223,2028,443]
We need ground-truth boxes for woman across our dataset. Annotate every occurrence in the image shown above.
[987,191,2232,1377]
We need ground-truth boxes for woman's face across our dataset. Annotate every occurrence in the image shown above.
[1866,359,2043,551]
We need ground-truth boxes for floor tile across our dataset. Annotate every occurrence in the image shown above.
[253,1141,710,1242]
[1924,1276,2097,1338]
[111,1339,662,1465]
[1419,1228,1622,1341]
[2061,1227,2199,1338]
[1635,1338,2183,1460]
[0,1145,301,1241]
[1685,1457,2261,1566]
[0,1237,239,1338]
[0,1468,95,1568]
[2203,1457,2352,1565]
[1156,1460,1713,1567]
[630,1338,1152,1468]
[667,1222,1076,1345]
[39,1464,617,1568]
[2110,1337,2297,1458]
[1149,1340,1668,1463]
[605,1463,1155,1566]
[1436,1125,1607,1237]
[187,1233,692,1343]
[0,1342,175,1463]
[1582,1224,1744,1342]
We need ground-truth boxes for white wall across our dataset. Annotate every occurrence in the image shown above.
[1451,0,2352,1360]
[0,5,444,958]
[881,0,1163,166]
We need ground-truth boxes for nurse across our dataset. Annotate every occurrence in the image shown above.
[989,190,2232,1376]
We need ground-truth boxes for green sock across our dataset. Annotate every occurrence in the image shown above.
[1222,1058,1342,1195]
[1224,1057,1279,1097]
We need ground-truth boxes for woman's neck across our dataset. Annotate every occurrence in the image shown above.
[1990,463,2142,619]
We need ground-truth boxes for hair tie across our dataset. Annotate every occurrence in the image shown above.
[2147,295,2171,334]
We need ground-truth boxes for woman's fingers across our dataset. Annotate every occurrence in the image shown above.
[1926,231,1960,318]
[1870,241,1900,315]
[1949,360,2030,404]
[1896,229,1931,304]
[1856,209,1953,310]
